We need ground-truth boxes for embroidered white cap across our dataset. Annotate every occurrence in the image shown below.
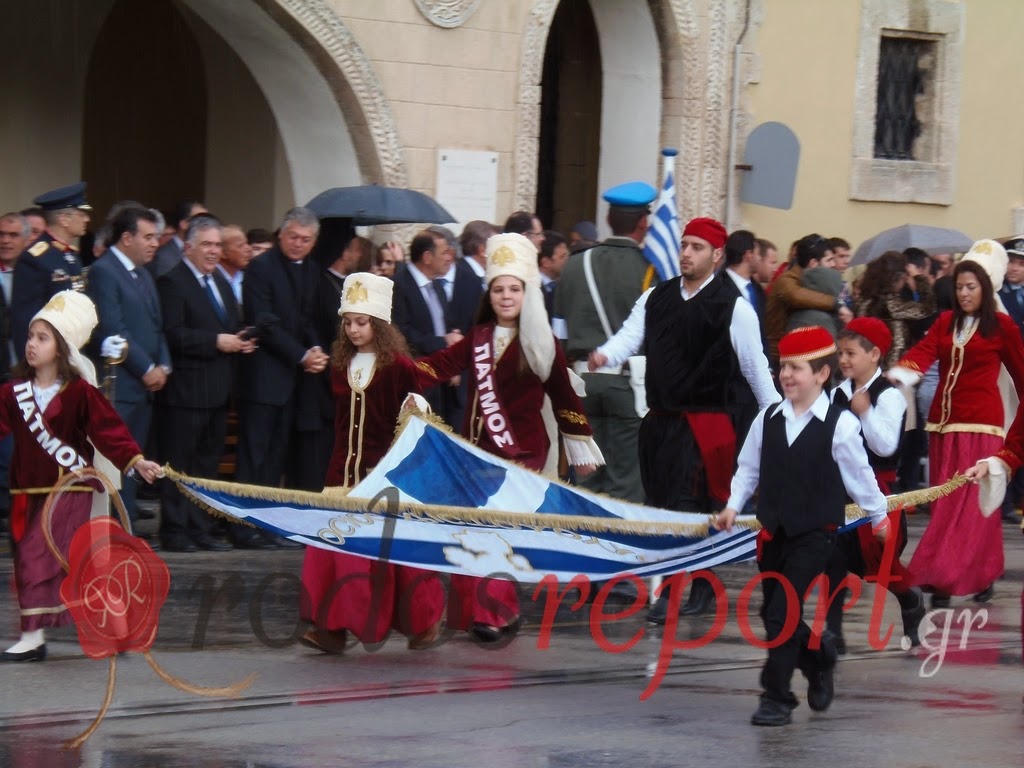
[338,271,394,323]
[963,239,1008,292]
[484,233,540,287]
[32,290,98,351]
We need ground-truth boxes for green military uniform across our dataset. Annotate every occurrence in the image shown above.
[555,235,651,502]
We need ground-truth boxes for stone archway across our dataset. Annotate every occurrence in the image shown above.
[515,0,737,221]
[182,0,408,204]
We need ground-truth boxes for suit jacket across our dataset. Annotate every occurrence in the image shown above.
[157,260,242,409]
[999,284,1024,340]
[238,247,322,406]
[86,250,171,404]
[148,239,183,280]
[294,268,346,431]
[393,262,483,356]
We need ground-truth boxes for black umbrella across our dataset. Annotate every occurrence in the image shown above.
[305,185,456,225]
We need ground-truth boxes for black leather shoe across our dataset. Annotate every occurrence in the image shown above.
[900,588,926,647]
[647,593,670,625]
[136,533,161,552]
[806,667,834,712]
[272,535,304,550]
[679,579,715,616]
[161,536,197,553]
[193,534,233,552]
[931,593,951,609]
[469,617,521,645]
[234,534,278,550]
[0,644,46,663]
[972,584,994,603]
[135,508,156,521]
[832,634,847,656]
[751,696,792,726]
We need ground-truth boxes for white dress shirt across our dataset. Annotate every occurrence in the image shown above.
[183,257,226,312]
[727,391,888,525]
[831,368,907,458]
[597,275,780,409]
[216,264,244,304]
[464,257,487,290]
[407,262,447,336]
[725,267,753,303]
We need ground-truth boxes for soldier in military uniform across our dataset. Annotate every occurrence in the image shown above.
[10,182,90,355]
[552,182,657,503]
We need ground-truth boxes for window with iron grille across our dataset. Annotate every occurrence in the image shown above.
[874,36,935,160]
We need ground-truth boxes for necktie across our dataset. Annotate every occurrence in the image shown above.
[746,282,761,317]
[204,275,228,324]
[432,278,451,330]
[130,268,156,311]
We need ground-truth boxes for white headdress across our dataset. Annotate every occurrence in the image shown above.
[338,271,394,323]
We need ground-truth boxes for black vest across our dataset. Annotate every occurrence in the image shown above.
[643,272,748,412]
[831,376,905,472]
[758,401,847,536]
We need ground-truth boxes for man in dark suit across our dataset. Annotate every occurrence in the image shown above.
[394,230,478,427]
[538,230,569,320]
[147,200,206,280]
[156,215,254,552]
[85,205,169,528]
[235,208,327,546]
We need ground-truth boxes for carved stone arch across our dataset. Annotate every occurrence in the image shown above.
[180,0,408,205]
[514,0,736,219]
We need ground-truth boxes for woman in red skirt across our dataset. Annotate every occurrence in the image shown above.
[889,246,1024,606]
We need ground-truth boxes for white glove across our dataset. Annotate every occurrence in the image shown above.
[101,335,127,360]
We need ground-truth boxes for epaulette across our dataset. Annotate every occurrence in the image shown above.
[29,241,49,257]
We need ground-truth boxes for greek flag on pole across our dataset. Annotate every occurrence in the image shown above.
[171,416,871,584]
[643,148,682,282]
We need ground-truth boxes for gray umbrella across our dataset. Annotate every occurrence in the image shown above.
[850,224,973,266]
[306,185,456,225]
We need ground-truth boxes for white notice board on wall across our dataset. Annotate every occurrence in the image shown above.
[436,149,499,227]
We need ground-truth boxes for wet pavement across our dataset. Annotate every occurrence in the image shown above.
[0,510,1021,767]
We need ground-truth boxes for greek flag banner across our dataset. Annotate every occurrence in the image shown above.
[167,417,890,584]
[642,148,682,282]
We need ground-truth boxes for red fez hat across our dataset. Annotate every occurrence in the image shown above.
[778,326,837,364]
[845,317,892,358]
[682,217,727,250]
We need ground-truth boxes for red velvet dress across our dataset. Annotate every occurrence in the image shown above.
[300,355,445,644]
[0,377,143,631]
[897,312,1024,595]
[416,326,594,630]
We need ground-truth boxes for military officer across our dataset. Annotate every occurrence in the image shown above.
[11,182,90,354]
[553,181,657,504]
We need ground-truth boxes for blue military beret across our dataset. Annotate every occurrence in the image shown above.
[602,181,657,210]
[33,182,91,212]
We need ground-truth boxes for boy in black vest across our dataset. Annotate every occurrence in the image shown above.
[715,326,890,726]
[827,317,925,651]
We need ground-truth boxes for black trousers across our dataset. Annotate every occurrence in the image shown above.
[759,528,834,706]
[114,398,152,523]
[236,399,294,487]
[157,405,226,540]
[288,422,335,492]
[638,413,719,512]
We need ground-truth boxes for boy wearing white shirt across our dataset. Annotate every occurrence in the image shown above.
[715,326,889,726]
[828,318,924,652]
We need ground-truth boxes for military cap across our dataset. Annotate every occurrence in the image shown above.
[602,181,657,211]
[1004,237,1024,259]
[32,182,91,212]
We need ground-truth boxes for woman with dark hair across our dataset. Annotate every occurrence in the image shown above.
[889,249,1024,606]
[415,233,604,644]
[856,250,934,367]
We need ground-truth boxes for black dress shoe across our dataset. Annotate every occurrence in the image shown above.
[832,634,847,656]
[271,535,303,550]
[900,588,926,647]
[469,617,521,645]
[135,508,156,521]
[0,644,46,663]
[136,534,161,552]
[972,584,994,603]
[751,696,792,726]
[193,534,233,552]
[679,578,716,616]
[647,593,670,625]
[931,594,951,609]
[233,533,279,550]
[806,667,834,712]
[161,536,197,553]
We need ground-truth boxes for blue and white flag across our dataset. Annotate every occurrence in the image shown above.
[642,148,682,282]
[169,417,882,584]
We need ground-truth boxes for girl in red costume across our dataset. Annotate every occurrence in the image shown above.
[0,291,161,663]
[415,233,605,644]
[300,271,445,654]
[888,245,1024,606]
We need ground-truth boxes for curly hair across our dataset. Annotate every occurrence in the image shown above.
[857,251,906,315]
[331,316,410,372]
[11,319,81,383]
